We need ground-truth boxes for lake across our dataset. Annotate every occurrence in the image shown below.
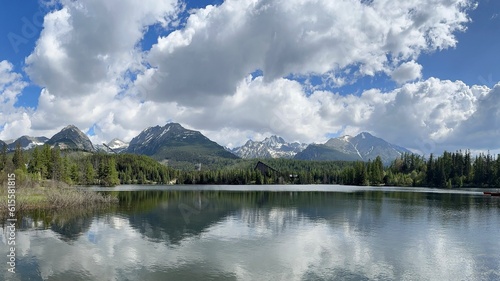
[1,185,500,280]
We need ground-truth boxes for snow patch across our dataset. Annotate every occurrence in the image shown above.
[353,143,363,160]
[158,126,171,138]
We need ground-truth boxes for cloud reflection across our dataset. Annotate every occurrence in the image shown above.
[1,191,499,280]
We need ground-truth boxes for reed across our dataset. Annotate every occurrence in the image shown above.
[0,179,118,218]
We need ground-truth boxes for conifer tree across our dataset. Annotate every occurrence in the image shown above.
[0,143,7,171]
[12,142,25,171]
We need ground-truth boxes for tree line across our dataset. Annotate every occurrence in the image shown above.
[2,142,500,188]
[177,151,500,188]
[1,143,178,187]
[388,151,500,188]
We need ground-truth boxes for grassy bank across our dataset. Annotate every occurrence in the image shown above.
[0,177,118,218]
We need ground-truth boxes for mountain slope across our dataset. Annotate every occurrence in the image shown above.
[7,136,48,151]
[346,132,411,163]
[294,144,361,161]
[126,123,238,167]
[95,138,129,153]
[295,132,410,164]
[232,135,307,159]
[108,138,129,151]
[45,125,95,151]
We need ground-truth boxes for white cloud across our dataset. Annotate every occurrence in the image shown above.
[361,78,490,153]
[0,60,31,140]
[447,83,500,149]
[175,76,495,154]
[4,0,498,156]
[3,0,182,140]
[390,60,423,84]
[141,0,473,105]
[25,0,181,98]
[0,61,27,110]
[191,76,332,147]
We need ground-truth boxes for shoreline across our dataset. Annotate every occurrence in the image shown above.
[0,181,118,218]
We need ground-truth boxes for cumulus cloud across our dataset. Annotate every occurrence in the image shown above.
[390,60,423,84]
[4,0,498,156]
[141,0,473,105]
[199,77,493,152]
[447,83,500,149]
[24,0,181,99]
[8,0,183,139]
[0,60,31,140]
[0,61,27,110]
[360,78,490,153]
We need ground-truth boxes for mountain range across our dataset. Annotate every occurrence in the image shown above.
[6,136,49,151]
[231,135,308,159]
[295,132,411,164]
[0,123,411,166]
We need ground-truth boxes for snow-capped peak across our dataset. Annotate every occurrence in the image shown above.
[232,135,307,159]
[340,135,352,142]
[108,138,128,149]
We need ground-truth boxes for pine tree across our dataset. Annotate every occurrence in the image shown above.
[371,156,384,185]
[50,148,62,181]
[107,158,120,186]
[41,145,52,179]
[85,162,95,185]
[12,142,25,171]
[28,146,43,179]
[426,154,434,186]
[0,143,7,171]
[70,163,79,184]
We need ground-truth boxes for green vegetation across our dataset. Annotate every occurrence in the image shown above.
[174,151,500,188]
[2,142,500,189]
[386,151,500,188]
[0,144,179,187]
[0,176,117,218]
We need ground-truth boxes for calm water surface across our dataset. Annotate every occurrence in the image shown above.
[1,185,500,281]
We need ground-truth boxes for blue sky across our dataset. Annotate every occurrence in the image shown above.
[0,0,499,152]
[419,0,500,87]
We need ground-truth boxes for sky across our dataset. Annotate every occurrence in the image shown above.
[0,0,499,155]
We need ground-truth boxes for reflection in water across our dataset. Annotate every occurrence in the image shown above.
[1,187,500,280]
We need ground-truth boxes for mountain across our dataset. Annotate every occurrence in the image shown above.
[293,143,361,162]
[94,138,129,153]
[126,123,238,167]
[45,125,95,151]
[7,136,48,151]
[0,140,6,149]
[231,135,307,159]
[295,132,411,164]
[107,138,129,152]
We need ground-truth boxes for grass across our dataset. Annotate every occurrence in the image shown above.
[0,178,118,218]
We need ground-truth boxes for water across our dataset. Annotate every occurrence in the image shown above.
[2,185,500,280]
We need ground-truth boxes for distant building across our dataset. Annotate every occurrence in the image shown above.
[195,163,202,171]
[254,161,278,176]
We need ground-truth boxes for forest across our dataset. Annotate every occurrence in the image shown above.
[2,143,500,188]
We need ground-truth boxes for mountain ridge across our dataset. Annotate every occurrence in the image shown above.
[125,123,238,168]
[295,132,411,164]
[231,135,307,159]
[7,136,49,151]
[0,125,412,166]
